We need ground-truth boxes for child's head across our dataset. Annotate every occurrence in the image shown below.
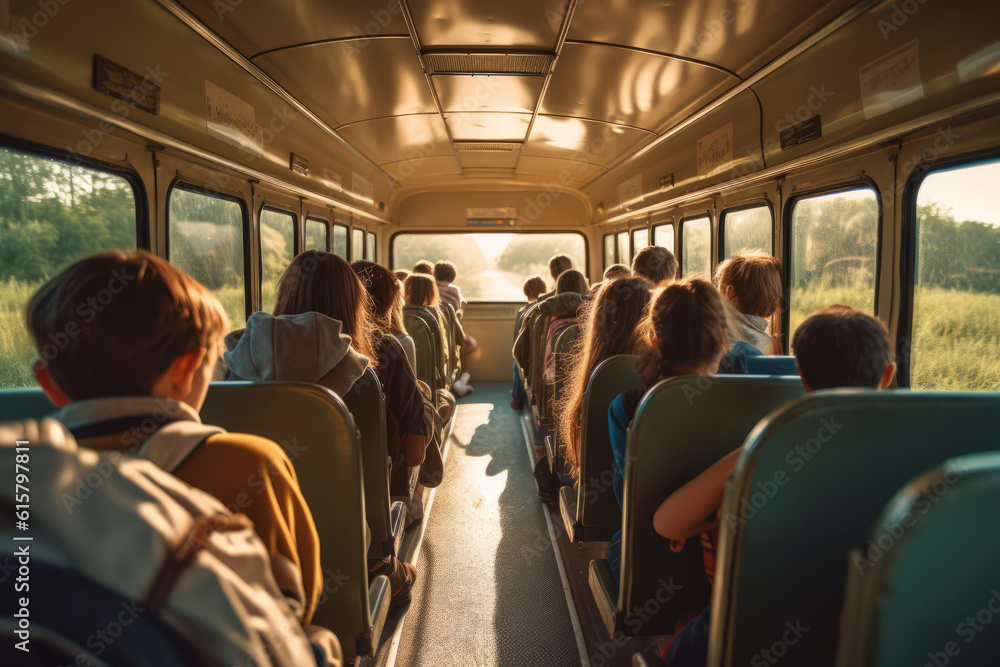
[394,269,411,282]
[412,260,434,275]
[404,273,440,307]
[26,249,228,408]
[352,260,406,336]
[631,246,678,285]
[274,250,377,364]
[603,263,630,280]
[433,260,457,284]
[522,274,546,301]
[792,305,895,391]
[548,254,573,281]
[555,269,589,296]
[636,278,729,385]
[714,253,782,318]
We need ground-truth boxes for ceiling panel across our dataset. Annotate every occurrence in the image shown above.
[434,75,544,113]
[543,43,733,132]
[516,156,608,186]
[522,115,655,167]
[446,112,532,141]
[338,115,454,166]
[407,0,567,49]
[253,38,436,128]
[567,0,855,77]
[458,151,521,169]
[381,156,463,180]
[177,0,409,57]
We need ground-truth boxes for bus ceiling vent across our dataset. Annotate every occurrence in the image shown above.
[422,52,554,76]
[455,143,521,152]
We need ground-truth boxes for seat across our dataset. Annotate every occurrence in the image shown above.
[200,381,390,662]
[559,355,640,544]
[835,451,1000,667]
[529,311,551,425]
[745,355,798,376]
[590,375,805,637]
[439,303,462,384]
[404,306,443,392]
[545,324,581,475]
[0,388,54,421]
[342,368,407,561]
[712,390,1000,667]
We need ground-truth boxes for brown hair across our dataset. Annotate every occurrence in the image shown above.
[26,249,228,400]
[603,264,630,280]
[714,253,783,318]
[558,276,652,472]
[635,278,729,385]
[548,254,573,280]
[413,260,434,275]
[404,273,440,307]
[555,269,589,296]
[394,269,411,282]
[522,274,546,300]
[433,260,457,283]
[792,305,891,389]
[273,250,377,365]
[631,245,678,285]
[352,260,406,336]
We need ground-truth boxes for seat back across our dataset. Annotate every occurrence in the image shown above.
[0,388,54,421]
[404,306,442,391]
[529,311,550,406]
[342,368,395,559]
[620,375,805,634]
[200,381,386,661]
[548,324,580,473]
[712,390,1000,667]
[745,355,798,376]
[440,303,461,382]
[835,451,1000,667]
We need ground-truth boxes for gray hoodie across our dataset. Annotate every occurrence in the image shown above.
[221,311,369,395]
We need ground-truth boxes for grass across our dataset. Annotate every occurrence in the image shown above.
[1,278,997,392]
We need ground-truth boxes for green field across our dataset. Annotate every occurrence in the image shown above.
[2,279,997,392]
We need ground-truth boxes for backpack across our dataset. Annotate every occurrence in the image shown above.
[0,418,320,667]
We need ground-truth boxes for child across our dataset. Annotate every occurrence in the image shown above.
[404,274,472,396]
[605,279,730,583]
[654,305,895,667]
[541,269,590,384]
[412,260,434,275]
[603,263,630,281]
[26,250,327,633]
[632,245,679,285]
[713,253,783,354]
[433,260,468,317]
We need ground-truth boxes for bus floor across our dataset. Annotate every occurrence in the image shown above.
[376,382,583,667]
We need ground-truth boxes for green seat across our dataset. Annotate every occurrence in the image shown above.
[0,388,55,421]
[404,306,443,392]
[559,355,640,543]
[342,368,407,561]
[545,324,581,475]
[713,390,1000,667]
[529,311,551,425]
[439,303,461,384]
[835,451,1000,667]
[590,375,805,637]
[201,381,390,662]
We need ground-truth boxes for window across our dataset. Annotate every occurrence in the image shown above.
[352,228,365,262]
[616,232,629,265]
[259,208,296,314]
[722,205,772,258]
[603,234,615,268]
[392,232,587,301]
[305,217,328,252]
[654,223,675,253]
[332,224,348,258]
[908,160,1000,391]
[682,216,711,278]
[632,228,649,256]
[0,147,139,388]
[367,232,376,261]
[169,186,246,330]
[788,187,879,339]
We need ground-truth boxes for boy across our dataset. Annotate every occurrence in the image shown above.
[26,250,326,632]
[632,245,678,285]
[433,260,468,317]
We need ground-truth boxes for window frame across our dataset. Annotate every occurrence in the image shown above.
[679,212,713,278]
[719,200,774,261]
[304,215,330,252]
[351,227,365,262]
[388,229,590,303]
[602,233,616,269]
[652,221,676,254]
[331,221,349,259]
[367,231,377,262]
[166,179,251,322]
[257,203,298,313]
[782,179,884,348]
[631,226,650,259]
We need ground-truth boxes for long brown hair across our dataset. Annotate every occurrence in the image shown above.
[273,250,377,365]
[404,273,439,306]
[635,278,729,385]
[557,276,651,473]
[351,260,406,336]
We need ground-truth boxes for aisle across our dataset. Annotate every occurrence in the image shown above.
[392,383,583,666]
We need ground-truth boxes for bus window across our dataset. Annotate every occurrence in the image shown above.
[352,228,364,262]
[168,186,246,330]
[722,205,772,258]
[392,232,586,301]
[616,231,629,265]
[260,208,295,314]
[789,187,879,338]
[682,216,711,277]
[654,223,675,253]
[305,217,328,252]
[333,224,348,259]
[0,147,139,388]
[632,228,649,255]
[603,234,615,268]
[909,160,1000,391]
[367,232,377,262]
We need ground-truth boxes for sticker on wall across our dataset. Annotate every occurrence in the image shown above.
[696,122,734,178]
[351,172,374,205]
[323,168,343,192]
[205,81,263,157]
[859,40,924,120]
[618,174,643,211]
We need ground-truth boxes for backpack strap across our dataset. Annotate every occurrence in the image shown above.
[137,422,226,474]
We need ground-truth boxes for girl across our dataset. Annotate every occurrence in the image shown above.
[714,253,782,354]
[404,274,472,396]
[540,269,590,384]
